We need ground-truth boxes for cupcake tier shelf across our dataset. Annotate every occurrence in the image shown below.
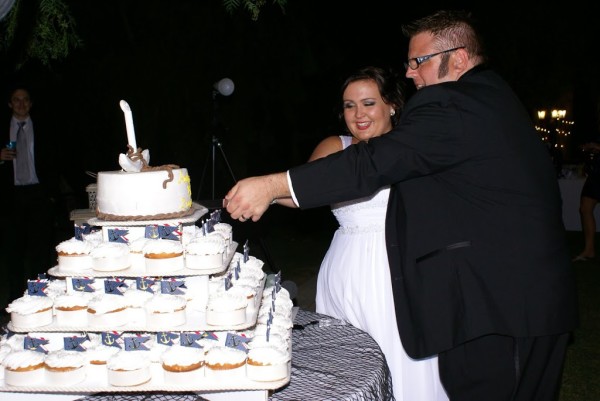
[47,241,237,278]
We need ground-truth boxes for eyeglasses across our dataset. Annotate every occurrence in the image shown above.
[404,46,465,70]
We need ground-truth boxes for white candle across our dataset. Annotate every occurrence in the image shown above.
[119,100,137,152]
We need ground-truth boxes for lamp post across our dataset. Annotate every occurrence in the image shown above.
[537,108,568,176]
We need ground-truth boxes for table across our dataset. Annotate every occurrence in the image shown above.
[558,177,600,231]
[0,310,393,401]
[271,309,393,401]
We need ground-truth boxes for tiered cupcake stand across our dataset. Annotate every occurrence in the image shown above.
[0,203,290,400]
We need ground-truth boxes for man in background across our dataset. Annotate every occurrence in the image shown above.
[0,84,59,306]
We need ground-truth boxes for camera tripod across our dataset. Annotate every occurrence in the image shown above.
[195,134,237,206]
[193,83,288,291]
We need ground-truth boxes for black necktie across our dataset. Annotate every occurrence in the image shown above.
[15,121,30,182]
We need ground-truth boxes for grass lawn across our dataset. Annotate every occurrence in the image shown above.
[560,231,600,400]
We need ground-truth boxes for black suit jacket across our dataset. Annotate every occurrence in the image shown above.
[289,66,578,358]
[0,116,59,205]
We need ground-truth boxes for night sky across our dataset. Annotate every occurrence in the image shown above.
[1,0,597,207]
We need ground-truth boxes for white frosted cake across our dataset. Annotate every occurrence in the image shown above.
[55,238,95,272]
[107,351,152,387]
[90,242,131,272]
[2,350,46,386]
[145,294,187,327]
[54,293,90,327]
[246,346,290,382]
[185,234,227,270]
[96,167,193,220]
[161,345,206,384]
[6,295,54,329]
[204,346,247,378]
[44,350,87,386]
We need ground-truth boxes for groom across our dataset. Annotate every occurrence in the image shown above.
[224,10,577,401]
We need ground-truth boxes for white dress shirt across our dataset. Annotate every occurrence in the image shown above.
[10,116,39,186]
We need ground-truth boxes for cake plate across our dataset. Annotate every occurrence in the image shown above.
[86,202,209,227]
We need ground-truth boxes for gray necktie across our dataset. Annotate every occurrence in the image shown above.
[15,121,30,182]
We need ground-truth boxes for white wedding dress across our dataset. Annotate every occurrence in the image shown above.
[315,136,448,401]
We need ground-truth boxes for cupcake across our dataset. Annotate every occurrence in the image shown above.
[212,222,233,248]
[55,238,95,272]
[238,267,266,284]
[0,344,12,381]
[1,334,25,351]
[2,350,46,386]
[122,288,154,326]
[44,350,87,386]
[53,293,90,327]
[44,278,69,300]
[161,345,206,384]
[246,345,290,382]
[260,287,294,315]
[6,295,54,329]
[184,235,226,270]
[254,323,291,342]
[145,294,187,328]
[87,293,130,328]
[85,344,120,381]
[90,242,131,272]
[180,224,203,246]
[247,333,289,353]
[256,308,294,334]
[106,351,152,387]
[206,293,248,327]
[215,282,258,314]
[232,253,265,272]
[204,346,247,378]
[128,237,150,271]
[143,239,184,273]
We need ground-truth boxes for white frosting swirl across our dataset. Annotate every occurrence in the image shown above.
[87,293,129,314]
[0,345,12,363]
[161,345,205,366]
[44,350,86,368]
[247,334,288,352]
[256,310,293,328]
[56,238,96,255]
[46,279,68,297]
[122,289,153,308]
[185,235,226,256]
[145,294,186,313]
[207,293,247,312]
[143,239,183,255]
[83,230,104,245]
[54,293,89,309]
[107,351,150,371]
[204,346,246,366]
[2,350,45,369]
[128,237,150,253]
[85,345,120,363]
[247,346,290,365]
[90,242,130,258]
[6,295,53,314]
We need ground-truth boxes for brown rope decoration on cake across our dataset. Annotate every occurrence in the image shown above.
[95,207,196,222]
[127,145,179,189]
